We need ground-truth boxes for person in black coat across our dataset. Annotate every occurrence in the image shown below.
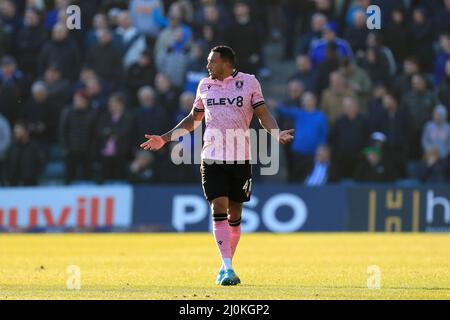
[20,81,54,148]
[6,121,45,186]
[38,23,81,81]
[15,7,48,78]
[133,86,169,147]
[0,56,29,126]
[96,92,133,181]
[383,7,410,65]
[85,28,123,89]
[377,91,410,178]
[224,1,262,75]
[60,90,96,184]
[125,49,156,106]
[354,146,398,183]
[330,96,368,179]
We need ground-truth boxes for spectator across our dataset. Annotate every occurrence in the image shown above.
[5,121,44,186]
[184,42,208,94]
[392,56,420,98]
[330,96,367,179]
[434,33,450,86]
[339,57,372,112]
[0,0,21,41]
[366,83,388,133]
[20,81,54,147]
[133,86,169,146]
[38,22,81,81]
[378,92,410,178]
[45,0,70,30]
[365,32,397,77]
[435,0,450,35]
[125,49,156,106]
[0,113,11,184]
[129,0,166,42]
[15,7,48,77]
[85,13,111,49]
[309,22,353,66]
[410,7,434,72]
[421,105,450,160]
[85,28,123,88]
[115,10,147,70]
[304,144,338,186]
[85,76,108,115]
[193,2,226,42]
[224,1,262,75]
[41,64,71,123]
[275,92,328,182]
[354,146,398,182]
[344,9,369,54]
[383,7,410,65]
[359,46,391,85]
[276,80,305,179]
[296,12,327,56]
[289,55,317,93]
[321,71,355,125]
[60,90,96,184]
[401,74,438,159]
[315,41,340,94]
[154,3,192,80]
[438,60,450,117]
[128,150,155,184]
[155,73,180,116]
[96,93,133,181]
[174,91,195,124]
[417,146,448,183]
[0,55,28,126]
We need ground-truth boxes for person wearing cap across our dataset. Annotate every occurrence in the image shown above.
[421,105,450,160]
[309,22,353,66]
[354,146,398,182]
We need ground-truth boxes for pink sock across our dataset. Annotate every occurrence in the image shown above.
[229,217,242,257]
[213,214,232,262]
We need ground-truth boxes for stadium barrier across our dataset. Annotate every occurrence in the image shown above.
[0,185,449,232]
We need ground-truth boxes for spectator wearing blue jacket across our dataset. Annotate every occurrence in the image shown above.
[309,22,353,66]
[129,0,166,40]
[274,91,328,182]
[434,33,450,86]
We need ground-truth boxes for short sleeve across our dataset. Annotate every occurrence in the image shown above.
[251,76,265,109]
[193,79,205,112]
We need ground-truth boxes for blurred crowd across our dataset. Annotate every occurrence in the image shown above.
[0,0,449,186]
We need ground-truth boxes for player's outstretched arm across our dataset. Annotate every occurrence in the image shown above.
[254,104,294,145]
[140,108,205,151]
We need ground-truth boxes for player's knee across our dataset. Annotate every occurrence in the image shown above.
[210,197,228,214]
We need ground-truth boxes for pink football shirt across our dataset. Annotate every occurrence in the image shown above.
[193,70,265,161]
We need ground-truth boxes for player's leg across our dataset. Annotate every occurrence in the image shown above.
[228,200,242,259]
[210,196,233,271]
[200,161,238,284]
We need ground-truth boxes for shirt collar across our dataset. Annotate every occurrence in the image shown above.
[213,69,239,82]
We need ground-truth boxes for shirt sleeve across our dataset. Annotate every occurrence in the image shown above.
[251,76,265,109]
[193,79,205,112]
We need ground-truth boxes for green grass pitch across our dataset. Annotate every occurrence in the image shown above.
[0,233,449,299]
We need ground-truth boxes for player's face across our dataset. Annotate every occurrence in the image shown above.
[207,51,224,79]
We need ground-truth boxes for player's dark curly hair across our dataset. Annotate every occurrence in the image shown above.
[211,45,236,67]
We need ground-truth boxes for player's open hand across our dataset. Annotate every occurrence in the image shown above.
[278,129,294,144]
[140,134,166,151]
